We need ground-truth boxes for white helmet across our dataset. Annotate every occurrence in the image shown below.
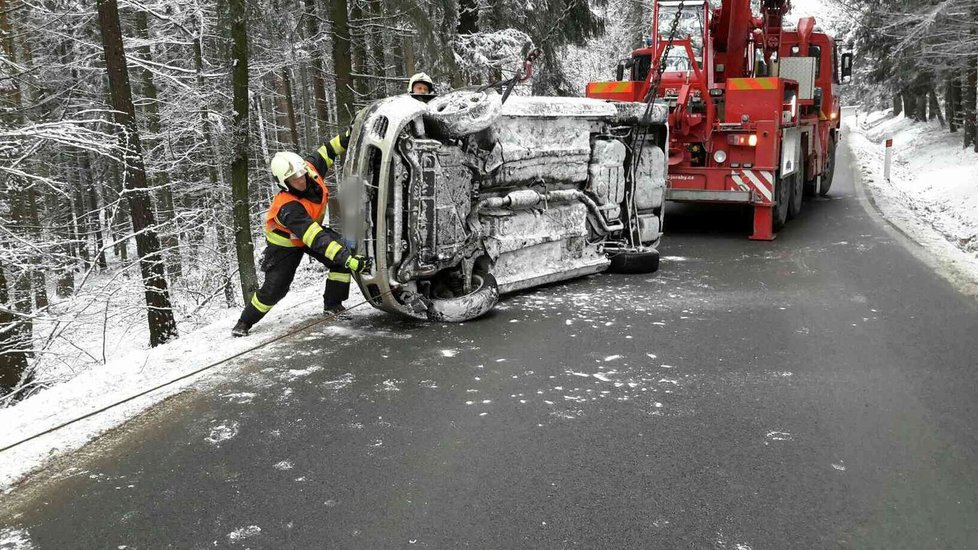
[269,151,307,190]
[407,72,435,95]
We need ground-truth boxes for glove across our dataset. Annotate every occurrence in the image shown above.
[345,254,373,274]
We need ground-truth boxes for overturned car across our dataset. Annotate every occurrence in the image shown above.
[338,90,669,322]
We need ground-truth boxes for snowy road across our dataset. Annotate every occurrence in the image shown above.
[3,141,978,548]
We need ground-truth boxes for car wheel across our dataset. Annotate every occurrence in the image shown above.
[424,90,502,137]
[607,248,660,274]
[426,270,500,322]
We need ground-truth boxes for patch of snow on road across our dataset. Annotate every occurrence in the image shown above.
[603,355,622,362]
[593,372,613,382]
[206,421,240,444]
[282,366,323,381]
[322,373,354,389]
[0,527,33,550]
[765,431,793,442]
[832,462,847,471]
[227,525,261,543]
[440,349,458,357]
[380,379,402,392]
[273,460,294,471]
[223,392,256,404]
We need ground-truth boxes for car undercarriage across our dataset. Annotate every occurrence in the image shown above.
[339,90,669,322]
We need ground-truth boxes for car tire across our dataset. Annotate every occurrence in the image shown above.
[426,271,500,322]
[424,90,502,137]
[607,248,660,274]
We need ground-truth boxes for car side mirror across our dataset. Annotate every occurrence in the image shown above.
[616,61,625,81]
[840,52,853,83]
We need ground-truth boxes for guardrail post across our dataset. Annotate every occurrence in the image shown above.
[883,138,893,182]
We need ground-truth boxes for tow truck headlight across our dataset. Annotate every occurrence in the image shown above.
[714,150,727,164]
[748,134,758,146]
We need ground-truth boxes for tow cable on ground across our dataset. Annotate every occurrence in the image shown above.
[0,293,388,455]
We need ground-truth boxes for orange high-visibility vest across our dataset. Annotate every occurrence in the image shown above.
[264,161,328,247]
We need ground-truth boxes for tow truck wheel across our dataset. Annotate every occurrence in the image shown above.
[426,270,499,322]
[787,173,803,219]
[773,177,790,232]
[819,140,837,196]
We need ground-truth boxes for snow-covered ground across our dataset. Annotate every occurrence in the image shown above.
[845,110,978,295]
[0,263,372,492]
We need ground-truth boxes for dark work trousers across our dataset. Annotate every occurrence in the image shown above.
[238,242,351,327]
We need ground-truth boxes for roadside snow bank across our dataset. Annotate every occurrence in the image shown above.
[0,281,369,492]
[846,110,978,292]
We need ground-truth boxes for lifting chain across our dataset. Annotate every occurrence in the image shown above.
[623,1,687,250]
[645,1,686,104]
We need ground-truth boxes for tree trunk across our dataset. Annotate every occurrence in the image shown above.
[227,0,258,303]
[331,0,354,127]
[402,36,415,78]
[50,189,75,297]
[350,1,368,107]
[254,94,272,167]
[1,0,46,313]
[79,150,108,271]
[273,72,298,148]
[97,0,177,346]
[0,257,29,396]
[72,152,93,267]
[903,90,919,121]
[26,187,48,310]
[134,10,181,280]
[458,0,478,35]
[966,55,977,150]
[893,93,903,117]
[107,161,130,262]
[929,88,945,128]
[366,0,389,96]
[304,0,331,134]
[281,69,300,148]
[297,61,315,150]
[193,37,235,308]
[948,76,958,133]
[2,181,34,389]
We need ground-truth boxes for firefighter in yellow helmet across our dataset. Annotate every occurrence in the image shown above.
[231,130,371,337]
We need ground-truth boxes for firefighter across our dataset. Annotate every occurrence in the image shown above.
[231,131,372,337]
[408,72,436,100]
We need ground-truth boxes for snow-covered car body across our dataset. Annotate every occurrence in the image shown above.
[339,91,669,321]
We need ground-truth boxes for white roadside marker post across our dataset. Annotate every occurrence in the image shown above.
[884,138,893,183]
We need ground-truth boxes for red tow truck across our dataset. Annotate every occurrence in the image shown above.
[587,0,852,240]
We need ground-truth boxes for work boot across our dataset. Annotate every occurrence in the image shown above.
[324,303,351,319]
[231,320,251,337]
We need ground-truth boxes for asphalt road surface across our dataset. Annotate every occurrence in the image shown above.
[3,141,978,549]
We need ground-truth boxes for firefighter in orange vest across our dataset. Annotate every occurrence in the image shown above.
[232,131,371,337]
